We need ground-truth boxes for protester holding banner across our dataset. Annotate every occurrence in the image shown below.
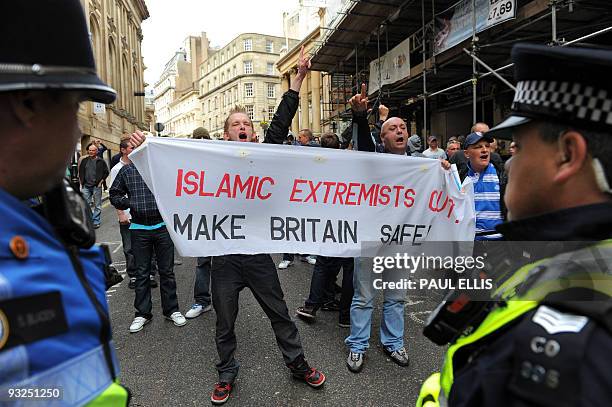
[129,45,326,405]
[442,132,506,240]
[344,84,411,372]
[109,155,187,333]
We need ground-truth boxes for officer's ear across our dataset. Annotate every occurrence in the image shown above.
[7,91,40,128]
[552,130,589,184]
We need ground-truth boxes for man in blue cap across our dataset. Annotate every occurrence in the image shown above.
[417,43,612,407]
[0,0,129,404]
[442,131,506,240]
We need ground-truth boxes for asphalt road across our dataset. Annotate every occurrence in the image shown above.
[97,201,444,407]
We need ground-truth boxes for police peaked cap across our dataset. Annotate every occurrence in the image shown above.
[0,0,116,104]
[489,43,612,137]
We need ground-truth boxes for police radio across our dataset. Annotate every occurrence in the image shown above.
[423,290,501,346]
[43,178,96,248]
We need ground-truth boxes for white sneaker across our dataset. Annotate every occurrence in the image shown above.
[303,255,317,265]
[278,260,293,269]
[166,311,187,327]
[185,303,212,319]
[129,316,151,333]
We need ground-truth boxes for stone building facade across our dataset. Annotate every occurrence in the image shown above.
[79,0,149,157]
[198,34,298,139]
[153,34,212,138]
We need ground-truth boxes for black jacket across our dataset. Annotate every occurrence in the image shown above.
[264,90,299,145]
[78,156,109,187]
[449,203,612,407]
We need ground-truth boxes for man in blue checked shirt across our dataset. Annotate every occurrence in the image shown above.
[444,131,507,240]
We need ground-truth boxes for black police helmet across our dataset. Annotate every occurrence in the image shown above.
[0,0,116,104]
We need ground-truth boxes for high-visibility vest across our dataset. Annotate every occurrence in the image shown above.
[0,188,128,406]
[416,241,612,407]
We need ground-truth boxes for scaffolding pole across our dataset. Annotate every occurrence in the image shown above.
[421,0,427,137]
[551,0,558,43]
[471,0,477,124]
[463,49,517,91]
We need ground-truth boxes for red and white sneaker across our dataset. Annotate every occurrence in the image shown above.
[296,367,326,388]
[211,382,232,405]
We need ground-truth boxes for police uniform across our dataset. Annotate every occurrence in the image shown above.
[417,44,612,407]
[0,1,127,405]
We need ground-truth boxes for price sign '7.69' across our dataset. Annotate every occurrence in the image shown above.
[487,0,516,26]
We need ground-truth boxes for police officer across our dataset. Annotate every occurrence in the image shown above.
[417,43,612,406]
[0,1,129,405]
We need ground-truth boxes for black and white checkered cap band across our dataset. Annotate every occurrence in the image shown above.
[512,80,612,125]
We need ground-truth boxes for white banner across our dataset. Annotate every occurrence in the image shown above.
[129,138,475,257]
[368,36,411,94]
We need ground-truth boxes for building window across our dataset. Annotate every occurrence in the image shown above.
[207,63,210,72]
[227,69,231,79]
[233,65,237,77]
[221,73,225,83]
[267,62,275,75]
[244,83,254,97]
[268,106,275,121]
[233,87,238,101]
[267,83,275,98]
[209,118,212,130]
[233,44,236,55]
[208,100,211,111]
[214,97,218,109]
[245,105,254,120]
[243,61,253,74]
[266,40,274,53]
[207,81,210,91]
[221,54,225,64]
[243,38,252,51]
[214,57,217,67]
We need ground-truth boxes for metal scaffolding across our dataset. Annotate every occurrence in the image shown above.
[318,0,612,135]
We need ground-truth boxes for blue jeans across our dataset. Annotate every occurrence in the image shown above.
[345,258,406,353]
[194,257,211,306]
[81,185,102,226]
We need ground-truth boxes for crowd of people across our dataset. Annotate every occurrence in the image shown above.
[99,44,519,403]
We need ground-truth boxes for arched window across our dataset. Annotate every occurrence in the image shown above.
[89,17,104,79]
[108,39,119,103]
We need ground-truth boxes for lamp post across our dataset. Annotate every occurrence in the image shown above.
[260,108,269,139]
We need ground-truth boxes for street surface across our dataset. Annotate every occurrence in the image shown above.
[97,201,444,406]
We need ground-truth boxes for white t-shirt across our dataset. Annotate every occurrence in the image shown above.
[110,158,131,220]
[423,148,447,160]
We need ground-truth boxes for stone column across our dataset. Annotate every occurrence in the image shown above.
[289,72,299,135]
[311,71,321,133]
[299,72,310,131]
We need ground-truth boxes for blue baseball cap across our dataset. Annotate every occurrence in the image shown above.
[463,132,493,149]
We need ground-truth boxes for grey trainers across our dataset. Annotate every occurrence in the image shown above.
[346,351,364,373]
[384,346,410,367]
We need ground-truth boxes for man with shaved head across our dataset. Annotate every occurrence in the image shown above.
[343,84,412,373]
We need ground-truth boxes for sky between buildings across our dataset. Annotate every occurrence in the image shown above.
[141,0,296,88]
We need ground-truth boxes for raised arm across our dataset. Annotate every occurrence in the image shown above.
[264,46,311,144]
[349,83,375,152]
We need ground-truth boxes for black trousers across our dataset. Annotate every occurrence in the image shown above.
[305,256,354,320]
[119,223,136,278]
[131,226,178,319]
[211,254,306,382]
